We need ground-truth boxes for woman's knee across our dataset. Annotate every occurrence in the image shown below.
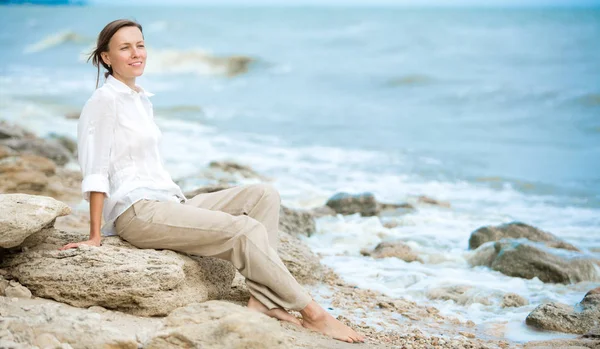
[236,218,270,244]
[250,183,281,205]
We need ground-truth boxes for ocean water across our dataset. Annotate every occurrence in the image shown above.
[1,5,599,343]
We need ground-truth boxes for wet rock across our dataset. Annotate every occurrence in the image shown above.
[221,55,255,77]
[202,55,255,77]
[146,301,288,349]
[379,202,415,213]
[468,239,598,284]
[1,229,236,316]
[426,285,493,306]
[278,230,323,285]
[65,111,80,120]
[325,192,379,216]
[0,194,71,249]
[362,241,421,263]
[1,138,73,166]
[383,220,401,229]
[207,160,269,181]
[501,293,529,308]
[469,222,580,251]
[526,288,600,334]
[279,205,316,237]
[417,195,451,208]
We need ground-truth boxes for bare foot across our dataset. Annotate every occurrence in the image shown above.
[247,295,302,326]
[300,301,365,343]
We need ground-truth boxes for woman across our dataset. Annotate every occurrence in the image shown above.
[60,19,364,344]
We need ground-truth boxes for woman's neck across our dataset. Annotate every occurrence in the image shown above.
[112,73,138,92]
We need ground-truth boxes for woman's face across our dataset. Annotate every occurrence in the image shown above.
[101,26,146,80]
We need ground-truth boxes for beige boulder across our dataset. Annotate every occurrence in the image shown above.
[0,296,160,349]
[279,205,316,237]
[1,229,236,316]
[1,137,73,167]
[361,241,421,263]
[469,222,580,251]
[0,156,82,203]
[526,287,600,335]
[0,194,71,249]
[146,301,288,349]
[468,239,598,284]
[501,293,529,308]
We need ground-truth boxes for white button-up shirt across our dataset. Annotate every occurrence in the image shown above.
[77,74,187,236]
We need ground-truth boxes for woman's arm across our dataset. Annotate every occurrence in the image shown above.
[60,91,116,250]
[60,192,104,250]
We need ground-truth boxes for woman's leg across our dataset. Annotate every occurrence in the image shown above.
[184,183,299,324]
[116,190,365,343]
[182,184,365,343]
[116,198,311,311]
[184,183,280,249]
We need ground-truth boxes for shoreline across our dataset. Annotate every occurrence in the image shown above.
[1,121,598,348]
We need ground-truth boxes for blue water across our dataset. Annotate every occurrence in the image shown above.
[1,5,599,343]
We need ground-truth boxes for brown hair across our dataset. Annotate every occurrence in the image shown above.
[87,19,144,88]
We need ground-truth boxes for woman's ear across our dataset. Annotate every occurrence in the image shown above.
[100,52,110,66]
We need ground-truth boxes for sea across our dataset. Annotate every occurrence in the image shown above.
[0,4,599,344]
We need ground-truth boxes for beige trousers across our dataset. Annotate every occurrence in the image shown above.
[114,183,312,311]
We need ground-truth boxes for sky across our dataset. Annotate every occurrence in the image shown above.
[87,0,600,7]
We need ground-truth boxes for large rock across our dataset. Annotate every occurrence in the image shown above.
[1,137,73,166]
[278,230,323,285]
[47,133,77,157]
[325,192,379,216]
[469,222,580,251]
[0,121,35,140]
[468,239,599,284]
[0,155,82,203]
[279,205,316,237]
[0,144,17,158]
[1,229,236,316]
[526,288,600,335]
[524,337,600,349]
[146,301,288,349]
[0,296,161,349]
[361,241,421,263]
[0,194,71,249]
[501,293,529,308]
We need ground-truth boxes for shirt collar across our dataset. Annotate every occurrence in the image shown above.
[105,74,154,97]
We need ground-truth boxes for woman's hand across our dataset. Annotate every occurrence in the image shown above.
[59,238,101,250]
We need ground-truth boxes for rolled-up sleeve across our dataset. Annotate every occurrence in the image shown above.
[77,91,117,202]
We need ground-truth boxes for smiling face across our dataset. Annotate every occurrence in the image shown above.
[100,26,146,82]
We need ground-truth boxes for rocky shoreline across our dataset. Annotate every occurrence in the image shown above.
[0,121,598,349]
